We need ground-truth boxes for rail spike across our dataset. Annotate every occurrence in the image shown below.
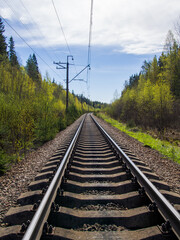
[148,202,158,212]
[20,220,31,233]
[161,220,172,234]
[43,221,49,234]
[20,223,27,233]
[138,187,146,197]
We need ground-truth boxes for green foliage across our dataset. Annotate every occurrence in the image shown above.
[107,30,180,134]
[33,79,60,142]
[0,150,14,174]
[0,18,7,57]
[8,36,19,68]
[0,21,107,173]
[26,53,41,86]
[75,93,107,109]
[0,57,87,172]
[98,113,180,164]
[0,22,95,174]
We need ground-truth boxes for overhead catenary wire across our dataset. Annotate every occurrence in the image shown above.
[51,0,78,76]
[1,16,63,79]
[87,0,93,70]
[4,0,56,64]
[18,0,60,62]
[86,0,94,99]
[51,0,71,56]
[4,0,63,79]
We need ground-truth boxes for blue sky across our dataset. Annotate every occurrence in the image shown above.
[1,0,180,103]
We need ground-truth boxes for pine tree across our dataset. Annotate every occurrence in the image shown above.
[8,36,19,67]
[32,53,38,72]
[0,18,7,56]
[26,54,41,85]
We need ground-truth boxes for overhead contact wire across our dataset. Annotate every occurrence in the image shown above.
[87,0,93,98]
[51,0,71,55]
[19,0,60,62]
[51,0,78,77]
[1,16,62,79]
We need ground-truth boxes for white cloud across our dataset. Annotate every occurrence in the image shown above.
[0,7,13,20]
[19,15,31,25]
[1,0,180,54]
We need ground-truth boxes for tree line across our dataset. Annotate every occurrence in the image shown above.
[73,92,108,109]
[0,18,93,173]
[107,30,180,134]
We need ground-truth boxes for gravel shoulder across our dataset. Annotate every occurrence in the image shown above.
[0,114,179,224]
[94,115,180,195]
[0,116,83,223]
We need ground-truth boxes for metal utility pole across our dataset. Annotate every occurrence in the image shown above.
[66,55,74,111]
[54,56,90,112]
[53,55,73,112]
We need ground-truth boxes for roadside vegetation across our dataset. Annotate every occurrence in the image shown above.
[107,30,180,134]
[101,29,180,164]
[97,113,180,164]
[0,18,98,173]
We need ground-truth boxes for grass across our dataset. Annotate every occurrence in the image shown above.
[97,113,180,164]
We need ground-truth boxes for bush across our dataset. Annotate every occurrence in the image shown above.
[0,150,14,174]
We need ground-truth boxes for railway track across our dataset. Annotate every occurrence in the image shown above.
[0,113,180,239]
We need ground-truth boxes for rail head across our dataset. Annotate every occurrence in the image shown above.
[22,114,86,240]
[91,114,180,239]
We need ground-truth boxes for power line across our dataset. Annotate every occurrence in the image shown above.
[51,0,71,56]
[1,16,63,79]
[18,0,60,62]
[4,0,41,45]
[51,0,78,76]
[51,0,93,99]
[2,0,64,79]
[87,0,94,99]
[4,0,59,66]
[87,0,94,69]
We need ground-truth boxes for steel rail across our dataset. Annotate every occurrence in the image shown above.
[22,114,86,240]
[91,114,180,239]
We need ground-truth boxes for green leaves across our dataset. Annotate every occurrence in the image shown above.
[0,56,87,173]
[98,113,180,164]
[107,31,180,133]
[0,18,7,56]
[26,54,41,86]
[8,36,19,68]
[0,20,89,173]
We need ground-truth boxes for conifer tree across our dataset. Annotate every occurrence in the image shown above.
[0,18,7,56]
[8,36,19,67]
[32,53,38,72]
[26,53,41,85]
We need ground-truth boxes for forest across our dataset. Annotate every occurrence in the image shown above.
[107,30,180,136]
[0,18,94,173]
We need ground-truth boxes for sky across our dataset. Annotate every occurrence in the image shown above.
[0,0,180,103]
